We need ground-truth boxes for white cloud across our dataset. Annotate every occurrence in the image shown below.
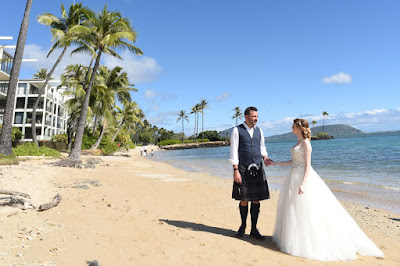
[103,51,162,84]
[144,89,157,100]
[260,107,400,136]
[215,92,231,102]
[20,44,162,84]
[323,72,352,85]
[147,111,177,125]
[21,44,92,82]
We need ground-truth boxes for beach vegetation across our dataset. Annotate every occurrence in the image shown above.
[232,107,243,126]
[311,120,318,135]
[0,152,19,165]
[322,111,329,133]
[13,142,61,157]
[190,104,201,142]
[31,3,94,146]
[196,130,226,141]
[0,0,33,156]
[157,138,211,146]
[176,110,189,144]
[99,137,119,155]
[127,140,136,149]
[66,4,142,165]
[51,134,68,143]
[199,100,209,142]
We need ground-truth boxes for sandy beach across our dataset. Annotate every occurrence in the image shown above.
[0,147,399,265]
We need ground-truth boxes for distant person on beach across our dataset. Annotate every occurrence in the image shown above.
[230,106,273,240]
[270,118,383,260]
[151,149,154,156]
[140,147,143,156]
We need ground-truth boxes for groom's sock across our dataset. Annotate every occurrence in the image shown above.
[237,203,248,236]
[250,203,265,240]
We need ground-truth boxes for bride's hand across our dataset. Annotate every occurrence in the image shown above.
[299,185,305,194]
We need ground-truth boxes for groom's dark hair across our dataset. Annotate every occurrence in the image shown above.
[245,106,258,116]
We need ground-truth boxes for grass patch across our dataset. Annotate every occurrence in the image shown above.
[0,153,19,165]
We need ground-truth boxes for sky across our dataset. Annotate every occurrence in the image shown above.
[1,0,400,136]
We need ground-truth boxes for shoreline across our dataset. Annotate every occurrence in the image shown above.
[151,148,400,216]
[0,148,399,264]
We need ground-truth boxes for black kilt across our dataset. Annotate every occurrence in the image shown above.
[232,163,270,201]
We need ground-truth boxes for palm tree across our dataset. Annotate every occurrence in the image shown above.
[66,5,143,165]
[232,107,243,126]
[60,64,88,150]
[0,0,33,156]
[190,104,200,142]
[199,100,209,142]
[111,101,142,142]
[33,68,52,79]
[311,120,317,135]
[322,111,329,133]
[176,110,189,144]
[31,3,93,145]
[90,66,136,148]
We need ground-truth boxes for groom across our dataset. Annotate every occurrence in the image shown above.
[230,106,272,240]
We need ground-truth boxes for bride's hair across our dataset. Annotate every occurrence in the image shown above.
[293,119,311,140]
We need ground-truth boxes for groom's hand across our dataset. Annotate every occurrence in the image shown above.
[233,170,242,184]
[263,157,273,167]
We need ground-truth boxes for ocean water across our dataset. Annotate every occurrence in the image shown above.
[150,131,400,214]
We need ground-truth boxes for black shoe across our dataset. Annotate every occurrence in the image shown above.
[236,226,245,237]
[250,229,265,240]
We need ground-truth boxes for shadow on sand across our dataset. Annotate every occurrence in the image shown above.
[159,219,279,251]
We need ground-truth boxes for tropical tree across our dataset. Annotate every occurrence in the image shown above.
[111,101,142,142]
[0,0,33,156]
[232,107,243,126]
[33,68,52,79]
[66,4,143,165]
[199,99,209,142]
[31,3,93,145]
[322,111,329,133]
[311,120,317,135]
[176,110,189,144]
[190,103,201,142]
[60,64,88,150]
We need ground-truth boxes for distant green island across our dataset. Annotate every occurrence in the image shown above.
[220,124,365,142]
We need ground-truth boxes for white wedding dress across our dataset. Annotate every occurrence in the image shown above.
[272,142,384,261]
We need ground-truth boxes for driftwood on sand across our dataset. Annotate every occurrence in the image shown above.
[0,189,61,211]
[0,189,31,198]
[38,193,62,211]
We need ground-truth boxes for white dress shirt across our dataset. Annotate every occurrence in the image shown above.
[229,123,268,165]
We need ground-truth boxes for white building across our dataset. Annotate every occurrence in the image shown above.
[0,47,68,141]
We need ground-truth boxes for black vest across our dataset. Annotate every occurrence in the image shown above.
[237,124,262,166]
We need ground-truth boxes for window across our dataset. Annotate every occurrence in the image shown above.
[14,112,24,124]
[17,83,27,95]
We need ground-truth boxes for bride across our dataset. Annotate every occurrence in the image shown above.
[270,119,383,261]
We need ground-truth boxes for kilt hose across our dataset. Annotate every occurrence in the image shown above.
[232,163,270,201]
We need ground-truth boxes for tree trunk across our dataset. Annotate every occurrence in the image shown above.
[182,119,184,144]
[193,114,196,142]
[0,0,33,156]
[68,49,103,163]
[111,120,125,142]
[32,46,68,146]
[201,113,204,142]
[90,119,106,149]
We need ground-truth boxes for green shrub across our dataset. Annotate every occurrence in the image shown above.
[51,134,68,143]
[157,139,181,146]
[315,132,329,138]
[81,133,97,150]
[157,138,211,146]
[12,127,23,142]
[99,137,118,155]
[127,141,136,149]
[12,142,61,157]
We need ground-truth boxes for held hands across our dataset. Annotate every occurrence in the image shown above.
[263,157,274,167]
